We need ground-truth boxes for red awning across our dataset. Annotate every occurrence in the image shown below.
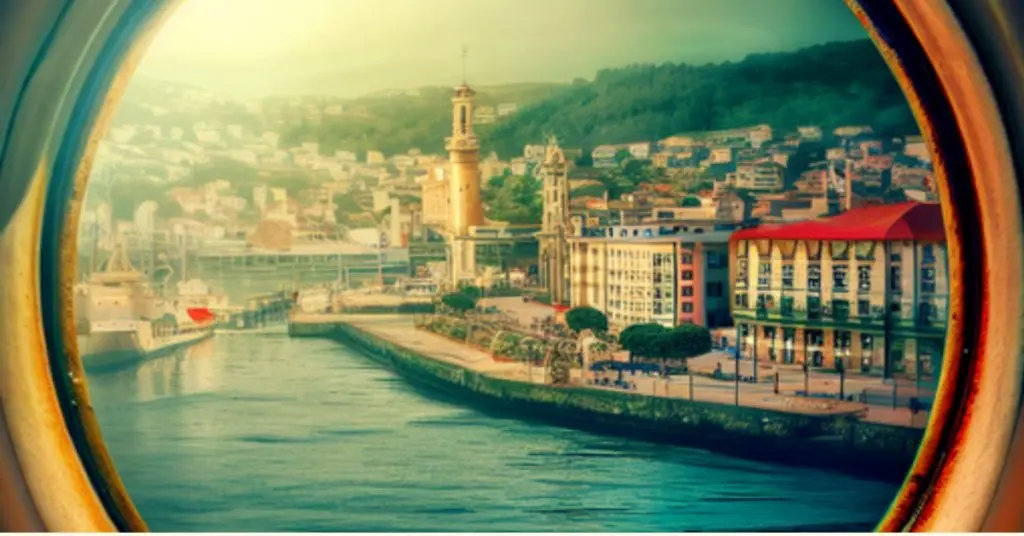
[553,304,571,313]
[186,307,216,324]
[730,201,945,242]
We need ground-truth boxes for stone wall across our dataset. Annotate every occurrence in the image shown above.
[290,319,924,483]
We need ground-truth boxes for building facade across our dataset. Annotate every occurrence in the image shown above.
[569,223,732,332]
[729,201,947,379]
[537,137,571,304]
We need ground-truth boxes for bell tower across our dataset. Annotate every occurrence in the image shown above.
[446,46,484,283]
[537,136,570,304]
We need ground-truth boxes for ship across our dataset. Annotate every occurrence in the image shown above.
[74,240,216,371]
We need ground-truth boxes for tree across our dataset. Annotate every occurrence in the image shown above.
[680,196,702,207]
[565,306,609,334]
[441,292,476,316]
[459,285,484,301]
[618,323,668,364]
[654,324,713,375]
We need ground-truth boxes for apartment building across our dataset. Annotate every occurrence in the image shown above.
[569,223,732,331]
[729,201,947,379]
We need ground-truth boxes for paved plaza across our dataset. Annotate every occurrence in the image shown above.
[293,312,928,427]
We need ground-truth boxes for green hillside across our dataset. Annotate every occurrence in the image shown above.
[485,39,917,158]
[285,38,917,159]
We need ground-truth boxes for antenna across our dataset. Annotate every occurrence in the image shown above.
[461,44,468,84]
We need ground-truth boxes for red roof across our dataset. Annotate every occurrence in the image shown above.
[730,201,945,242]
[186,308,216,324]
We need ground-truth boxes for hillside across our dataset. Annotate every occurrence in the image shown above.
[278,83,570,156]
[281,39,917,159]
[485,39,917,157]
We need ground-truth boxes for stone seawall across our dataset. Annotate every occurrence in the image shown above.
[291,320,924,483]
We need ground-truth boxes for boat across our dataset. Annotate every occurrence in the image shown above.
[74,240,216,371]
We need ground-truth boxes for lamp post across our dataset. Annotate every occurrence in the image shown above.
[802,361,810,397]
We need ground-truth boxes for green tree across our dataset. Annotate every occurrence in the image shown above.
[653,324,713,375]
[565,306,609,334]
[485,174,543,224]
[441,292,477,316]
[459,285,484,301]
[618,323,668,364]
[547,342,574,385]
[680,196,702,207]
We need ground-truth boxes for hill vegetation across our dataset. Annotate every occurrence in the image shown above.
[280,39,917,160]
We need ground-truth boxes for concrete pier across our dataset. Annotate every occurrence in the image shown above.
[289,314,924,482]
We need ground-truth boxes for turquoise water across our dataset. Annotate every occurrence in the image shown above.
[87,334,899,532]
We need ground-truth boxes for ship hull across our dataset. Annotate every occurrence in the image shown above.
[79,329,214,372]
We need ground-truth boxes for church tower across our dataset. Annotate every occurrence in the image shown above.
[538,136,570,304]
[445,46,484,284]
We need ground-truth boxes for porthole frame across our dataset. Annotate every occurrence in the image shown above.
[0,0,1022,532]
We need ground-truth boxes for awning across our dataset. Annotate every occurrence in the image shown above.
[186,307,216,324]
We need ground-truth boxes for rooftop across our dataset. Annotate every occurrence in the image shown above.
[730,201,945,242]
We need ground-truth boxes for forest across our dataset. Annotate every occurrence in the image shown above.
[280,39,917,160]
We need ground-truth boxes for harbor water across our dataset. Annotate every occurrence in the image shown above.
[87,332,900,532]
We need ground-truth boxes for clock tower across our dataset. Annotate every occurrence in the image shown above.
[445,46,484,284]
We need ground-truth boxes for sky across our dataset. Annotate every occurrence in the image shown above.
[137,0,869,99]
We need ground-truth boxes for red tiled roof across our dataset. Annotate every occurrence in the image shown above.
[730,201,945,242]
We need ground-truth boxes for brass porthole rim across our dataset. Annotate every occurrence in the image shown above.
[0,0,1019,532]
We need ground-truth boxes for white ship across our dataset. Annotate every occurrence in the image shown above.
[74,242,215,371]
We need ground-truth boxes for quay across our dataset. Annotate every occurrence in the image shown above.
[289,313,925,483]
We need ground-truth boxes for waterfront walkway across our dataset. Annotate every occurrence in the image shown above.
[292,313,924,427]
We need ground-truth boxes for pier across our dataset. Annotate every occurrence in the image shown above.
[289,313,924,482]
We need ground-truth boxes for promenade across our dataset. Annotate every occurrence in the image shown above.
[292,312,925,427]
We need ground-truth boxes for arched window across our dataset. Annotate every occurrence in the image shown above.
[459,105,467,135]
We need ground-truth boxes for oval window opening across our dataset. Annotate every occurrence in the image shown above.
[50,0,989,532]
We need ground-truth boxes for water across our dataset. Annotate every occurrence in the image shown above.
[87,334,900,532]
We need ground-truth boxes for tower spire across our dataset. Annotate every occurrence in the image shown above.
[461,44,468,84]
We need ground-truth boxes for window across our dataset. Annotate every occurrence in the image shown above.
[922,244,936,263]
[781,264,794,289]
[734,292,748,308]
[832,265,849,292]
[890,252,902,263]
[706,252,726,269]
[757,263,771,289]
[736,259,748,286]
[918,301,936,323]
[889,266,902,292]
[921,267,937,293]
[706,282,723,298]
[682,303,694,313]
[807,296,822,319]
[682,270,694,281]
[781,296,794,317]
[858,299,870,317]
[832,300,850,320]
[808,264,821,291]
[857,265,871,292]
[681,254,693,265]
[682,286,694,297]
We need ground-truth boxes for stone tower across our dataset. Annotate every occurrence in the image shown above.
[444,47,484,285]
[445,83,484,234]
[538,136,570,304]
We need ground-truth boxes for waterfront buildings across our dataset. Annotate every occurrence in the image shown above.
[568,222,732,331]
[728,201,947,379]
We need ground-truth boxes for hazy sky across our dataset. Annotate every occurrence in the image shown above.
[138,0,868,99]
